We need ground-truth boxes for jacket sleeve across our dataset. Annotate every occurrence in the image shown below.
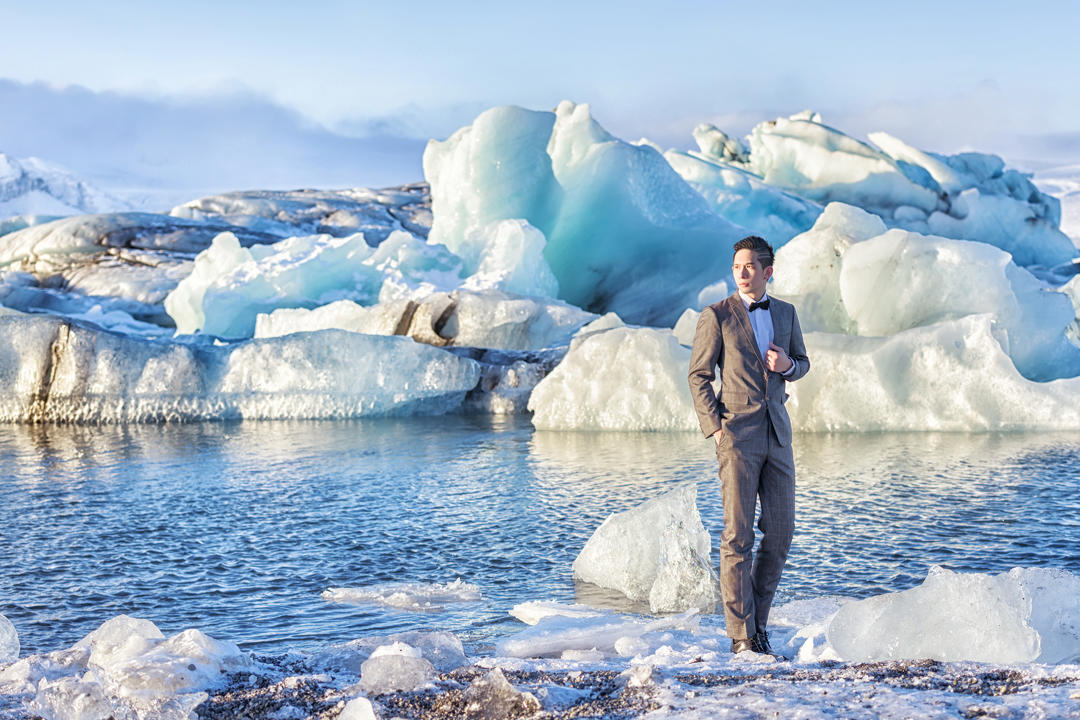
[784,306,810,382]
[688,306,723,438]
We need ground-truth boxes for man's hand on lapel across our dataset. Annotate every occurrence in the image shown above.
[765,342,793,373]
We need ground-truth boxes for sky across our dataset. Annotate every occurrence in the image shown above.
[1,0,1078,198]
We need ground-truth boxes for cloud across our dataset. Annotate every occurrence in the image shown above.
[0,79,427,207]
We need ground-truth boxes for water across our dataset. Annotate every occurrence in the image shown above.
[1,417,1078,658]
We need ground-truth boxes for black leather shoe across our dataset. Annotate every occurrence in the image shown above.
[730,637,755,654]
[755,629,774,655]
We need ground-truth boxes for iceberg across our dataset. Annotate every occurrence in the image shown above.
[0,614,16,664]
[571,485,719,613]
[695,112,1075,268]
[826,566,1080,664]
[0,315,481,422]
[528,325,698,431]
[321,579,482,612]
[424,101,744,325]
[456,219,559,298]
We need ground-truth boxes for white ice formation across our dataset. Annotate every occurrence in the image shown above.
[321,579,482,612]
[424,101,744,325]
[571,485,719,613]
[461,668,541,719]
[0,614,17,664]
[0,315,481,422]
[314,631,468,676]
[0,614,248,720]
[825,566,1080,664]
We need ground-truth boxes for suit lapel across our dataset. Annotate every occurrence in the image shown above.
[729,294,765,372]
[767,298,784,342]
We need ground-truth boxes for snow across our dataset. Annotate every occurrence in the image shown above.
[424,101,744,325]
[0,315,482,422]
[0,615,16,664]
[826,566,1080,664]
[321,580,482,612]
[529,325,698,431]
[572,485,719,613]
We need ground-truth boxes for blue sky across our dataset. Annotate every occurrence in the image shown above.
[1,1,1077,191]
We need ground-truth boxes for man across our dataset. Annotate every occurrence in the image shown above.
[687,235,810,658]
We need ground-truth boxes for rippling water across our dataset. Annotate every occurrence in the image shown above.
[2,418,1078,657]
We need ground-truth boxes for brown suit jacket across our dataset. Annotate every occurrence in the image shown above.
[688,293,809,448]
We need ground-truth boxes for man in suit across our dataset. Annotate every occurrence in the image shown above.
[688,235,810,657]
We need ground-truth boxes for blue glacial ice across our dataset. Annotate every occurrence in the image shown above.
[424,101,745,326]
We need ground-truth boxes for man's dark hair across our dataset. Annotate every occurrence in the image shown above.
[732,235,775,267]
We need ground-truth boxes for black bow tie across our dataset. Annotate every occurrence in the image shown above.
[748,298,770,312]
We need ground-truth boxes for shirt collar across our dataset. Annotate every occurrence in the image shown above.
[738,291,769,309]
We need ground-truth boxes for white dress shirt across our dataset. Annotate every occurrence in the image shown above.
[738,291,795,376]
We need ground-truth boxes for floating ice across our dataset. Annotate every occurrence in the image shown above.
[0,614,17,664]
[529,326,698,431]
[461,668,541,719]
[509,601,607,626]
[496,602,700,659]
[322,579,482,612]
[826,566,1080,664]
[358,642,436,694]
[572,485,719,613]
[0,316,481,422]
[424,101,743,325]
[165,229,464,338]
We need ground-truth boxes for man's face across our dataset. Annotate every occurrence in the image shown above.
[732,248,773,300]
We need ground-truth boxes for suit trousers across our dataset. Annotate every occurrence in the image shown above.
[716,418,795,640]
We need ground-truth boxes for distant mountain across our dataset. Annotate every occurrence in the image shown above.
[0,152,129,220]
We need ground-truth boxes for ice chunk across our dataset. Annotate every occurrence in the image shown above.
[572,485,718,613]
[529,326,697,431]
[29,676,114,720]
[165,229,463,338]
[1061,275,1080,345]
[509,601,607,626]
[0,613,17,663]
[254,298,412,339]
[691,123,748,163]
[358,642,436,694]
[338,696,378,720]
[695,280,730,309]
[316,631,468,676]
[425,101,744,325]
[665,148,822,245]
[495,605,699,658]
[456,219,559,298]
[826,566,1080,664]
[0,316,481,422]
[462,668,541,719]
[322,579,482,612]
